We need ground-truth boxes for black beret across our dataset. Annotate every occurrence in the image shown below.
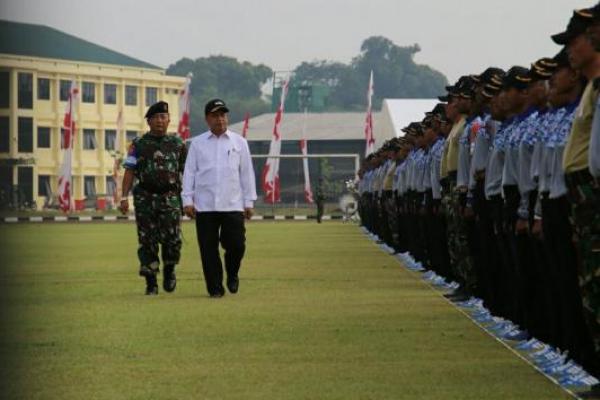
[145,101,169,119]
[552,9,594,45]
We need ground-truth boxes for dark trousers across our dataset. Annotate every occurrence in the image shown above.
[195,211,246,295]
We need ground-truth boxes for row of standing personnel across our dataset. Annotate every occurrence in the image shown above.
[358,6,600,394]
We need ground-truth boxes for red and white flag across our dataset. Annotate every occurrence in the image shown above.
[57,81,79,212]
[242,112,250,138]
[116,108,124,150]
[261,79,289,204]
[364,70,375,156]
[300,110,313,203]
[177,72,192,140]
[113,108,125,204]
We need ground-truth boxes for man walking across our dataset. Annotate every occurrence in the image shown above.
[182,99,257,298]
[120,101,187,295]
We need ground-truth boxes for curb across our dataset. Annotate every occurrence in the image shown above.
[0,215,345,223]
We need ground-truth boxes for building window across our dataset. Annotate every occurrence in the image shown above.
[18,117,33,153]
[18,166,33,205]
[126,130,138,143]
[60,80,71,101]
[105,129,116,150]
[60,128,65,148]
[145,87,158,106]
[83,129,97,150]
[37,78,50,100]
[84,176,96,197]
[104,84,116,104]
[82,82,95,103]
[18,72,33,109]
[0,71,9,108]
[38,175,51,197]
[106,176,116,196]
[125,85,137,105]
[0,117,8,152]
[37,127,51,148]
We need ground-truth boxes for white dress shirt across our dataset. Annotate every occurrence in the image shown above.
[182,130,257,212]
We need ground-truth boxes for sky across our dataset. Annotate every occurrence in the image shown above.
[0,0,589,83]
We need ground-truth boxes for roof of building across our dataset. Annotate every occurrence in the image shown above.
[228,99,438,148]
[228,112,389,143]
[0,19,161,70]
[379,99,439,137]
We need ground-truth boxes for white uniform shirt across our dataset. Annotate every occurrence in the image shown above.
[182,130,257,212]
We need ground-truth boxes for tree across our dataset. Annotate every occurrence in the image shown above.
[291,36,448,111]
[167,56,272,134]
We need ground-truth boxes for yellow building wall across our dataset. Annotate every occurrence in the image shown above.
[0,53,186,210]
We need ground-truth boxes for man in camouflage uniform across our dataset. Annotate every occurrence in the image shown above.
[119,101,187,295]
[553,9,600,394]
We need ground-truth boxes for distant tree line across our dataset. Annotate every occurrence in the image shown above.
[166,36,447,133]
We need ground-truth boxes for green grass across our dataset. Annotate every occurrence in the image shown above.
[0,222,570,400]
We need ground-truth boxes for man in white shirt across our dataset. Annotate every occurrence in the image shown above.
[182,99,257,298]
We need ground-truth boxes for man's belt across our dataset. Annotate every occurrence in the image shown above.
[137,184,179,195]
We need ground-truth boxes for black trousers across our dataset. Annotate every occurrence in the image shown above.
[195,211,246,295]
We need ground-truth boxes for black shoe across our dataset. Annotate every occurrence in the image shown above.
[144,275,158,295]
[227,277,239,294]
[209,292,224,298]
[140,266,159,295]
[163,265,176,293]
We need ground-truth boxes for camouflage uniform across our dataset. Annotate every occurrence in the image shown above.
[124,132,187,275]
[566,173,600,352]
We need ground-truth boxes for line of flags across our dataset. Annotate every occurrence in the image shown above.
[55,72,374,211]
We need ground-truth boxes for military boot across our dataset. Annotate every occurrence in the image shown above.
[139,265,159,295]
[163,265,176,293]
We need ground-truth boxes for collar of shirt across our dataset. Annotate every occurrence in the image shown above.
[548,106,577,147]
[492,120,511,150]
[508,109,538,148]
[521,110,544,147]
[207,130,232,140]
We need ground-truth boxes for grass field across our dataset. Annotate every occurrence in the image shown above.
[0,222,571,400]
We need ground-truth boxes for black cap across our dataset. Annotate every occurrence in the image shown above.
[145,101,169,119]
[482,83,502,99]
[478,67,505,86]
[551,9,594,45]
[204,99,229,115]
[422,115,434,128]
[503,66,531,90]
[535,57,558,70]
[458,76,477,99]
[528,65,553,81]
[427,103,446,117]
[402,122,424,136]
